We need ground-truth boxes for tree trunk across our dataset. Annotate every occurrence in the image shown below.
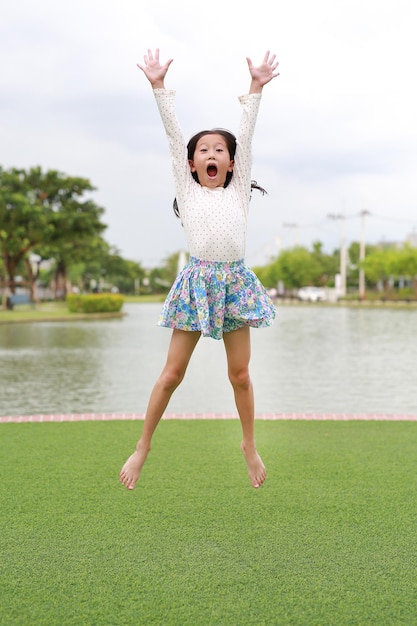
[5,253,17,294]
[53,260,67,300]
[24,258,40,304]
[1,276,8,310]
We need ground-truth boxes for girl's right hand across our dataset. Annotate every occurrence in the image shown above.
[137,48,173,88]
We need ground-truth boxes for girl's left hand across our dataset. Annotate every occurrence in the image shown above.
[247,51,280,87]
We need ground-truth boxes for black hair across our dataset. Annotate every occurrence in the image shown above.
[173,128,266,217]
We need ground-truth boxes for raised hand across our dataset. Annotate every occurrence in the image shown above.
[247,51,279,92]
[137,48,173,88]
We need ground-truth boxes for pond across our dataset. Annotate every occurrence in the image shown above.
[0,303,416,416]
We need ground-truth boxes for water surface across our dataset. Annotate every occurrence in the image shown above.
[0,303,416,416]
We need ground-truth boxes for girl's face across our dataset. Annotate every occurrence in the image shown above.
[188,134,234,189]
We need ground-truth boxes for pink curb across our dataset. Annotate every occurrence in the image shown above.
[1,412,417,423]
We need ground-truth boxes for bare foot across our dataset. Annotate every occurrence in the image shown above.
[241,442,266,488]
[119,442,150,490]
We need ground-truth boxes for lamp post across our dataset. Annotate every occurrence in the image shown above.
[359,210,370,299]
[327,213,346,297]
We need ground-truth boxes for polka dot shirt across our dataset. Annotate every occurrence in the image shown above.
[154,89,262,262]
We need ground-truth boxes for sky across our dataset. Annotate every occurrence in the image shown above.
[2,0,417,268]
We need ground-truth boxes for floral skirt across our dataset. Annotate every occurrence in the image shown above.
[158,257,276,340]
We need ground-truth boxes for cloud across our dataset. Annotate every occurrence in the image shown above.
[1,0,417,268]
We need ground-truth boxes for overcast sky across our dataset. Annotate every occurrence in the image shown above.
[2,0,416,268]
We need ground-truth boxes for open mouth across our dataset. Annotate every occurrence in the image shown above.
[207,165,218,178]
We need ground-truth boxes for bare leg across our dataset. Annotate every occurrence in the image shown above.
[120,329,201,490]
[223,326,266,488]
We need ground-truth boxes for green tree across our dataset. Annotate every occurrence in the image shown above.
[388,244,417,297]
[0,167,52,300]
[0,166,107,303]
[362,248,395,294]
[253,243,337,291]
[31,168,106,298]
[63,244,146,295]
[348,241,378,291]
[100,251,145,294]
[148,251,186,293]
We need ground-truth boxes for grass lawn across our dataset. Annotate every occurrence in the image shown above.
[0,297,165,324]
[0,301,125,323]
[1,420,416,625]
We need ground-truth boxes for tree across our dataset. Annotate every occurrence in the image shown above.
[0,168,52,301]
[148,251,185,293]
[78,246,145,294]
[362,248,395,294]
[0,166,107,303]
[104,256,145,294]
[253,243,337,291]
[387,245,417,297]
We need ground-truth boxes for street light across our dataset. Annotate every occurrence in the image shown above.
[359,210,371,299]
[327,213,346,297]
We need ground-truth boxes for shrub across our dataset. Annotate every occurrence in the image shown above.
[66,293,124,314]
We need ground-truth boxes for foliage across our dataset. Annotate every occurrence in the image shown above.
[65,245,145,295]
[0,166,107,300]
[148,251,186,293]
[101,254,145,294]
[3,163,417,301]
[66,293,124,313]
[253,242,338,289]
[253,239,417,298]
[362,244,417,296]
[0,165,150,301]
[362,248,394,286]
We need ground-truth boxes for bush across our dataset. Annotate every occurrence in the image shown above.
[66,293,125,313]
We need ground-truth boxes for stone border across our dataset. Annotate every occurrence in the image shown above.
[1,412,417,423]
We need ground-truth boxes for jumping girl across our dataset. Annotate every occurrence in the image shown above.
[120,48,279,490]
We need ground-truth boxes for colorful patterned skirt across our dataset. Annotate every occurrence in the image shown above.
[158,257,276,340]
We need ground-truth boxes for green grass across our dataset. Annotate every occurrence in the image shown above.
[2,297,416,325]
[124,294,167,303]
[1,420,416,625]
[0,301,125,323]
[0,297,164,323]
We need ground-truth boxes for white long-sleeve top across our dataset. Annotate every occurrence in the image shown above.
[154,89,261,262]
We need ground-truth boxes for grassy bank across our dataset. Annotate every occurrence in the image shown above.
[0,301,130,324]
[0,295,167,324]
[1,419,416,625]
[1,295,416,324]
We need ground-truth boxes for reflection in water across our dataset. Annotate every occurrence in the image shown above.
[0,323,107,415]
[0,303,416,416]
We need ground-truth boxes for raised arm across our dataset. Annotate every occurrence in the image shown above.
[137,48,173,89]
[247,50,279,94]
[138,49,190,210]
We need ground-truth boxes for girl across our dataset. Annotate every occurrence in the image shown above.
[120,48,279,490]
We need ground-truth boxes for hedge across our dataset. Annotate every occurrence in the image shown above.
[66,293,125,314]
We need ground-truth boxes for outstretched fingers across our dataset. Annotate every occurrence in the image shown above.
[246,50,280,87]
[145,48,159,63]
[263,50,280,76]
[136,48,173,86]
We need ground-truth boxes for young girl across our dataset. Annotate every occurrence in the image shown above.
[120,48,279,490]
